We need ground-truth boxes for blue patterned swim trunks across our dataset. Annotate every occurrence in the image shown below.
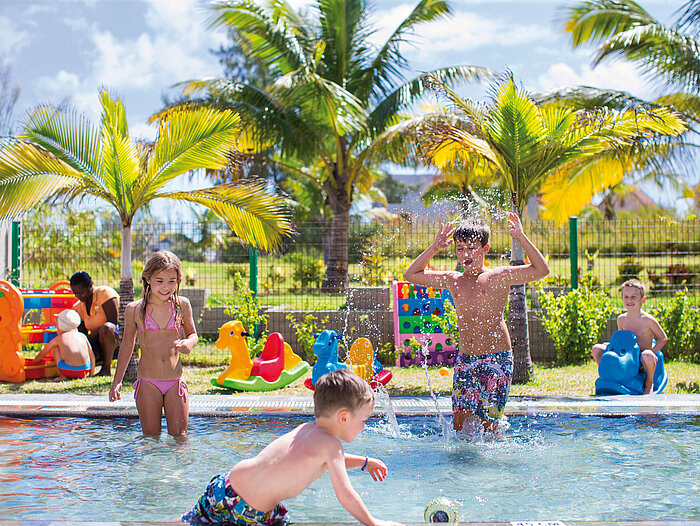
[452,350,513,422]
[182,472,290,525]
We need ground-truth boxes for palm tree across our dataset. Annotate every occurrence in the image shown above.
[564,0,700,212]
[421,75,687,382]
[174,0,491,292]
[0,89,292,378]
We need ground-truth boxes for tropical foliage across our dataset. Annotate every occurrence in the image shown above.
[564,0,700,210]
[419,74,687,381]
[172,0,491,291]
[0,90,292,378]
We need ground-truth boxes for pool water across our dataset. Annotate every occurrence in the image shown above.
[0,413,698,523]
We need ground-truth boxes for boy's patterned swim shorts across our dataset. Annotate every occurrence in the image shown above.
[452,350,513,422]
[182,472,290,525]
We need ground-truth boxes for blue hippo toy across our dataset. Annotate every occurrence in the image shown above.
[309,329,347,387]
[594,330,668,395]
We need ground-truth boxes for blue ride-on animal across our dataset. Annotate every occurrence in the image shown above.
[307,329,347,388]
[594,330,668,395]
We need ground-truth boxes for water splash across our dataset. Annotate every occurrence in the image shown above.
[374,384,400,438]
[418,340,454,442]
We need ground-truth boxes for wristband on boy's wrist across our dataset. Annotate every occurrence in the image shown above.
[361,457,369,471]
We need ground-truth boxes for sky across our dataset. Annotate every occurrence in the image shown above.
[0,0,690,217]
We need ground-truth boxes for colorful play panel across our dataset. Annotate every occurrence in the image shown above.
[211,320,310,392]
[0,280,75,383]
[595,330,668,395]
[304,329,392,390]
[393,281,457,366]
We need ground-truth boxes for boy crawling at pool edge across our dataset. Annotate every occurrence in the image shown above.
[404,213,549,434]
[182,369,404,526]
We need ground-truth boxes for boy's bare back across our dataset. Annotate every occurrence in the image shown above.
[228,421,337,512]
[54,330,92,367]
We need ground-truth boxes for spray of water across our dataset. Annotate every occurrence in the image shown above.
[418,340,454,442]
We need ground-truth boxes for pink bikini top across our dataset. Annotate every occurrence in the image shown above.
[138,301,181,334]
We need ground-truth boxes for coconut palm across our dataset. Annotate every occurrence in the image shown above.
[175,0,491,292]
[0,89,292,378]
[563,0,700,206]
[421,75,687,382]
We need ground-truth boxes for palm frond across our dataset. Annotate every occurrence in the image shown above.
[149,106,242,184]
[354,0,451,100]
[19,105,101,181]
[565,0,657,47]
[368,66,492,136]
[209,1,310,74]
[0,140,85,217]
[158,179,293,252]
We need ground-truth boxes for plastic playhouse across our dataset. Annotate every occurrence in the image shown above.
[211,320,310,391]
[393,281,457,366]
[0,280,75,382]
[595,330,668,395]
[304,329,392,390]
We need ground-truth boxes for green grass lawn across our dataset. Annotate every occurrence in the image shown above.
[2,359,698,397]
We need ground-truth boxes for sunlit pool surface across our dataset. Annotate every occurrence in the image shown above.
[0,413,698,523]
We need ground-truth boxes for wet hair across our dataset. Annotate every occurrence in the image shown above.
[140,250,183,326]
[620,278,646,298]
[70,271,92,288]
[453,218,490,247]
[313,369,374,418]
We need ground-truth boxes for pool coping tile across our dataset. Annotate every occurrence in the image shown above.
[0,393,698,418]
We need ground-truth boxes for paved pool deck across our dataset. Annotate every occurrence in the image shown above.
[0,392,698,418]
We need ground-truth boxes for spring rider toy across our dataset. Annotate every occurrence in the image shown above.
[594,330,668,395]
[211,320,310,391]
[304,330,392,390]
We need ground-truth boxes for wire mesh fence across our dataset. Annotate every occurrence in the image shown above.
[14,215,700,363]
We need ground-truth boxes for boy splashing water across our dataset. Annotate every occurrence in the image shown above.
[404,213,549,434]
[182,369,404,526]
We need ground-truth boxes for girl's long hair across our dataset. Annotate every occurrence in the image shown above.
[140,250,183,327]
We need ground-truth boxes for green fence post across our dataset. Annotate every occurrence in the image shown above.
[249,246,258,298]
[569,216,578,290]
[249,245,259,338]
[10,220,21,287]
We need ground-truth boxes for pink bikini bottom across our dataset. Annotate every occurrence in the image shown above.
[133,377,188,403]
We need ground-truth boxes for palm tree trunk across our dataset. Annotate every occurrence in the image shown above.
[322,184,351,293]
[509,231,534,384]
[119,224,138,382]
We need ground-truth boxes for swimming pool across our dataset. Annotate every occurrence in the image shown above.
[0,413,698,523]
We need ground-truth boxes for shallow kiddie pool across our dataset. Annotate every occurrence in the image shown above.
[0,409,698,524]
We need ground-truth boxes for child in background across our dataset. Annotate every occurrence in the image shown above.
[109,250,198,436]
[404,213,549,433]
[182,369,404,526]
[31,309,95,381]
[592,278,667,394]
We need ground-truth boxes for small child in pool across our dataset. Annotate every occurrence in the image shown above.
[109,250,198,436]
[592,278,667,394]
[404,213,549,434]
[182,369,404,526]
[31,309,95,381]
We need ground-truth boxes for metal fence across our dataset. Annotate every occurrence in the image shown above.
[13,215,700,362]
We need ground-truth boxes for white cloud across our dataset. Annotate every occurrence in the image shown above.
[537,61,652,99]
[0,16,30,57]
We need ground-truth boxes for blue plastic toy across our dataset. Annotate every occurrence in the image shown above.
[309,329,346,387]
[594,330,668,395]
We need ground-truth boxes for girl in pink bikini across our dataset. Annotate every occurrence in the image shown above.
[109,250,198,436]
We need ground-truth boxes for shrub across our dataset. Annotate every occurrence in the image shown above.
[665,263,693,286]
[539,285,614,365]
[652,289,700,362]
[286,313,329,364]
[223,272,268,358]
[617,256,643,283]
[292,258,325,288]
